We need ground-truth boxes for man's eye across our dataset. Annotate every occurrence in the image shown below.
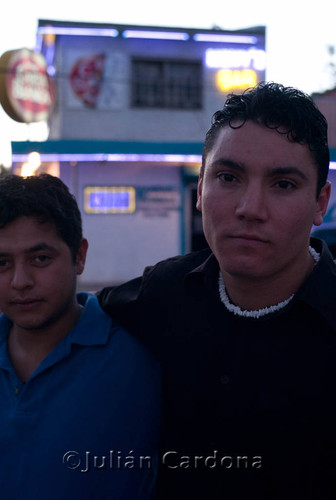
[218,173,236,183]
[0,260,9,268]
[34,255,51,264]
[277,180,296,189]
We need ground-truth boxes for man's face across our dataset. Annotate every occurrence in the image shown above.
[197,121,330,283]
[0,216,87,332]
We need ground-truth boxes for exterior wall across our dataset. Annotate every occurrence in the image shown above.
[313,91,336,148]
[44,23,265,143]
[60,161,184,290]
[51,36,206,141]
[312,90,336,212]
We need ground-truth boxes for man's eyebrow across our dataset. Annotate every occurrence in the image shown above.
[209,158,244,170]
[210,159,309,181]
[268,166,309,181]
[23,243,57,254]
[0,252,11,257]
[0,243,57,258]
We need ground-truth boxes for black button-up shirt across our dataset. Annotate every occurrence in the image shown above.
[98,238,336,499]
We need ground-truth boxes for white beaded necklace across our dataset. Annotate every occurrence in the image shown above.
[218,246,320,319]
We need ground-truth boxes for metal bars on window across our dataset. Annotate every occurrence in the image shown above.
[131,59,202,109]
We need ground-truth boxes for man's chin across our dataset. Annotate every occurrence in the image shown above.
[11,316,55,332]
[220,257,270,281]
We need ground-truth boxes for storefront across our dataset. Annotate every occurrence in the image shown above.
[11,139,206,289]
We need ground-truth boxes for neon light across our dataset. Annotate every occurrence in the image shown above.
[11,153,336,170]
[47,66,56,76]
[194,33,258,44]
[12,153,202,163]
[37,26,119,37]
[105,153,201,163]
[122,30,189,41]
[35,35,43,53]
[84,186,135,214]
[206,48,266,70]
[216,69,257,92]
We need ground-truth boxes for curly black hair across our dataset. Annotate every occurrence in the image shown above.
[202,82,329,196]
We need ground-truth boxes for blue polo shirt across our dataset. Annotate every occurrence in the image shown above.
[0,293,161,500]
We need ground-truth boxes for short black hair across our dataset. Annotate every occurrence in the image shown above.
[202,82,330,196]
[0,174,82,261]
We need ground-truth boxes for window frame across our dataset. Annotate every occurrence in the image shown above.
[131,57,203,110]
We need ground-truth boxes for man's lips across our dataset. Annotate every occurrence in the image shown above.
[10,298,42,304]
[9,298,44,309]
[229,233,268,243]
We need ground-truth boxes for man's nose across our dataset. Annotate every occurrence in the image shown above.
[11,265,34,290]
[235,184,268,221]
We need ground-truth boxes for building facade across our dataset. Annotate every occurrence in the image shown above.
[11,20,267,290]
[312,87,336,148]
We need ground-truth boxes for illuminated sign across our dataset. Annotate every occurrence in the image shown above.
[216,69,257,92]
[122,30,189,41]
[194,33,257,44]
[12,152,202,163]
[0,48,55,122]
[38,26,119,37]
[84,187,136,214]
[206,48,266,71]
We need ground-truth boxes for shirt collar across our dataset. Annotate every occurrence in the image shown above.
[0,316,14,371]
[0,293,112,379]
[185,251,220,300]
[67,292,112,346]
[0,292,112,348]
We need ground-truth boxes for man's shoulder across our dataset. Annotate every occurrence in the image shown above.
[97,248,213,319]
[135,247,213,297]
[144,247,212,279]
[74,293,161,370]
[297,238,336,331]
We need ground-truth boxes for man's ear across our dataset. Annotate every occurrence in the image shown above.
[313,181,331,227]
[196,171,203,212]
[76,238,89,276]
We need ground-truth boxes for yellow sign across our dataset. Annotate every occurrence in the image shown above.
[216,69,257,92]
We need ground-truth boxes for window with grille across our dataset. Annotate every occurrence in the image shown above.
[131,59,202,109]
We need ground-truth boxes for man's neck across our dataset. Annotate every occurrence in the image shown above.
[221,249,316,312]
[7,302,83,383]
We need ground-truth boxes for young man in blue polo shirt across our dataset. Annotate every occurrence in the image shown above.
[0,174,161,500]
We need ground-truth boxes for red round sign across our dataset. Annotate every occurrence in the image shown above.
[0,48,55,123]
